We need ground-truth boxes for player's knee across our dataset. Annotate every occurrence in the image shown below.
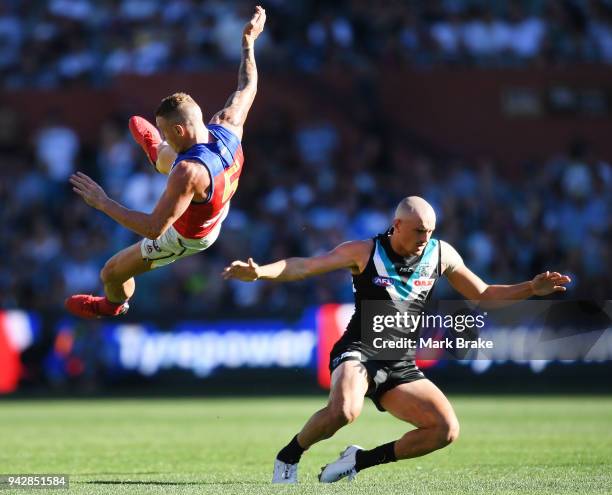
[328,402,361,426]
[156,143,175,175]
[436,416,460,447]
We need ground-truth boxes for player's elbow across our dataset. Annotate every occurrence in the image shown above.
[144,218,170,240]
[479,285,493,299]
[238,80,258,94]
[143,228,160,240]
[295,259,315,280]
[144,225,164,240]
[460,283,491,302]
[477,285,508,309]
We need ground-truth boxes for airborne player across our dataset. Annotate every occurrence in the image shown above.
[65,6,266,318]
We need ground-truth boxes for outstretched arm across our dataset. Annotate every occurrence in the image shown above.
[222,241,372,282]
[446,264,571,302]
[209,6,266,140]
[70,164,202,239]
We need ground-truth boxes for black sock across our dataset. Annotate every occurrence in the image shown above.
[355,441,397,472]
[276,435,306,464]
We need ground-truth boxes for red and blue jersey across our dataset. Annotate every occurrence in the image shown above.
[171,124,244,239]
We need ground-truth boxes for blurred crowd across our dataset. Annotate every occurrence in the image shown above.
[0,0,610,319]
[0,94,609,318]
[3,0,612,89]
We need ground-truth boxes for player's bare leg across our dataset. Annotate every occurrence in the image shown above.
[320,379,459,482]
[273,361,369,483]
[299,361,369,447]
[65,242,153,319]
[100,242,153,302]
[380,379,460,459]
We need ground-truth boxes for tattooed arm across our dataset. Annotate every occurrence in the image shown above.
[209,5,266,140]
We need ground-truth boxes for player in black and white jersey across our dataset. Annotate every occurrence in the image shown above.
[223,196,571,484]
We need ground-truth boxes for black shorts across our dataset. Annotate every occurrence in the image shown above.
[329,342,426,412]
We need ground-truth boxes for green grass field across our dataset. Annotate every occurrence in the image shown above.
[0,396,610,494]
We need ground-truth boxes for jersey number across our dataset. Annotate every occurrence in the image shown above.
[222,162,241,202]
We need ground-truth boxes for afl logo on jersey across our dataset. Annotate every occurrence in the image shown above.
[373,276,394,287]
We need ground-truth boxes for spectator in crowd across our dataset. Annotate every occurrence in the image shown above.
[3,0,612,89]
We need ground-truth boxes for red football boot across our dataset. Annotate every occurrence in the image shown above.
[129,116,161,166]
[64,295,129,319]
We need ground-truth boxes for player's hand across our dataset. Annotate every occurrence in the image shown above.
[242,5,266,45]
[530,271,571,296]
[222,258,260,282]
[69,172,109,210]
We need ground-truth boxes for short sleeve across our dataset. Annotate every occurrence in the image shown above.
[208,124,241,147]
[440,240,464,275]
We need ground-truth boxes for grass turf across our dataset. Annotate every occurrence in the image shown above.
[0,396,610,494]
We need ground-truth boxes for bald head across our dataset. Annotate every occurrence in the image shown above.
[394,196,436,227]
[390,197,436,256]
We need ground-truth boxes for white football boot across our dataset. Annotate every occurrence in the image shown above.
[318,445,363,483]
[272,459,298,483]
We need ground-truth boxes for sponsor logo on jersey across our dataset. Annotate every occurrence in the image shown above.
[373,276,394,287]
[414,278,435,287]
[417,263,432,277]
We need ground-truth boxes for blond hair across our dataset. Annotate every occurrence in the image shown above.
[155,92,198,122]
